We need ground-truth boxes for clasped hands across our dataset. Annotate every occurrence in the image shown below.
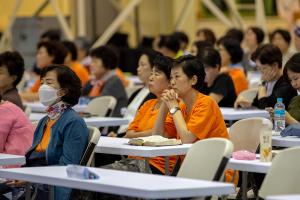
[161,89,179,109]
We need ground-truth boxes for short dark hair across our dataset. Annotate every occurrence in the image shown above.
[193,41,213,57]
[172,31,189,45]
[198,47,221,69]
[160,35,180,53]
[251,44,282,68]
[90,46,118,69]
[0,51,24,86]
[173,55,206,92]
[40,29,61,41]
[62,40,78,61]
[270,29,291,45]
[217,37,243,64]
[283,53,300,80]
[156,34,167,49]
[141,48,160,68]
[37,41,67,64]
[248,26,265,44]
[196,28,216,45]
[40,64,82,106]
[153,54,172,80]
[225,28,244,44]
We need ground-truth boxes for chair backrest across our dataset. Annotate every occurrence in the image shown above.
[239,88,258,102]
[229,117,272,152]
[177,138,233,181]
[79,126,101,166]
[259,147,300,198]
[85,96,117,117]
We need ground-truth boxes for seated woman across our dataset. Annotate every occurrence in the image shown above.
[280,53,300,124]
[195,28,216,45]
[235,44,297,109]
[82,46,128,117]
[190,40,213,57]
[116,48,157,134]
[152,55,235,182]
[199,47,236,107]
[242,26,265,72]
[21,41,67,102]
[153,55,228,144]
[0,51,25,109]
[62,40,90,86]
[217,37,248,95]
[105,54,175,174]
[0,98,33,157]
[0,99,34,200]
[10,65,89,200]
[270,28,295,66]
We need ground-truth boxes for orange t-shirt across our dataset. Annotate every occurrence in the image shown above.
[30,79,41,93]
[166,92,229,140]
[36,119,56,152]
[164,93,234,182]
[115,68,129,87]
[128,99,177,174]
[71,61,90,86]
[227,68,248,95]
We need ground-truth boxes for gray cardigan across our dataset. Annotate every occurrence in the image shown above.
[82,75,128,117]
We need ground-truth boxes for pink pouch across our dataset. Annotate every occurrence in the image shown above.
[232,150,256,160]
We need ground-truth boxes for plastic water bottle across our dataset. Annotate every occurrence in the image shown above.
[274,98,285,132]
[260,119,272,162]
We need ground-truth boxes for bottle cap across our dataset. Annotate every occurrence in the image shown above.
[277,98,283,103]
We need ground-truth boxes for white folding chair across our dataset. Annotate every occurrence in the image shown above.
[85,96,117,117]
[229,117,272,152]
[259,147,300,199]
[80,126,101,166]
[177,138,233,181]
[229,118,272,199]
[238,88,258,103]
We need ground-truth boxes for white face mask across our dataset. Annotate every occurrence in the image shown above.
[38,84,60,106]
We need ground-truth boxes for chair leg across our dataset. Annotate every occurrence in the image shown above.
[249,173,259,198]
[49,186,54,200]
[25,183,31,200]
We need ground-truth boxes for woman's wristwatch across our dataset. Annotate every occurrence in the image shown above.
[169,106,180,115]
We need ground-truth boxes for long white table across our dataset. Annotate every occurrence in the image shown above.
[0,166,235,199]
[96,137,191,157]
[24,102,87,113]
[227,158,271,174]
[29,113,129,127]
[226,158,271,200]
[221,107,269,121]
[96,137,191,174]
[0,153,25,166]
[266,194,300,200]
[272,136,300,147]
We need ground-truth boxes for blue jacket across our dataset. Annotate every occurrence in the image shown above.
[27,108,88,200]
